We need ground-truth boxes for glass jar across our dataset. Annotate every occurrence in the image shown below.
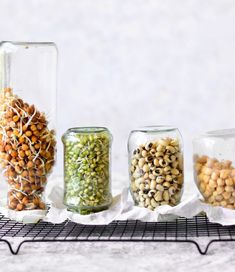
[193,129,235,209]
[128,126,184,210]
[62,127,113,214]
[0,41,57,211]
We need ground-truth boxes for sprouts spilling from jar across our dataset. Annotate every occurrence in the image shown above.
[0,88,56,211]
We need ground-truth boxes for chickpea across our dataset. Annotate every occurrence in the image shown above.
[195,155,235,210]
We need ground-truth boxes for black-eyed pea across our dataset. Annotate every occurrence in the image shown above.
[156,152,164,158]
[156,176,164,183]
[144,173,149,179]
[163,191,170,202]
[172,161,179,169]
[153,158,159,166]
[160,201,169,205]
[131,182,137,192]
[150,198,158,208]
[139,184,145,191]
[163,166,171,173]
[141,150,148,157]
[156,184,164,192]
[145,198,151,206]
[163,181,170,188]
[149,174,155,180]
[138,158,145,168]
[169,186,176,195]
[154,191,163,201]
[158,139,169,147]
[166,145,175,154]
[144,142,153,151]
[131,159,138,166]
[171,168,179,175]
[150,180,157,190]
[165,175,172,182]
[156,144,164,152]
[130,165,135,173]
[143,164,150,172]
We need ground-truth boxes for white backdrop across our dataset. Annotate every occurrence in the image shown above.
[0,0,235,185]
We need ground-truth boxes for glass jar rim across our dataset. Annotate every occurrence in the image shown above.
[66,127,110,134]
[130,125,178,133]
[205,128,235,137]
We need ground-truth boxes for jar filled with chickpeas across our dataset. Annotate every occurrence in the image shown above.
[62,127,113,214]
[193,129,235,210]
[128,126,184,210]
[0,42,57,211]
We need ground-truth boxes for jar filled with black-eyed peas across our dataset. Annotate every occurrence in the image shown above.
[128,126,184,210]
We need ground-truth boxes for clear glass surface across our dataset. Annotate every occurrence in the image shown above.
[193,129,235,209]
[62,127,113,214]
[128,126,184,210]
[0,41,57,211]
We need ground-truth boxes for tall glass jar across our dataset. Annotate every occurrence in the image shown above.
[0,41,57,211]
[193,129,235,209]
[128,126,184,210]
[62,127,113,214]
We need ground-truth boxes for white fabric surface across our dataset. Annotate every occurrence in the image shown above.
[1,176,235,225]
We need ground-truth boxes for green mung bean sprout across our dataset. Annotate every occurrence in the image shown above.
[62,127,112,214]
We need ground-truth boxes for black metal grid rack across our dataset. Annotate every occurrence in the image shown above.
[0,214,235,255]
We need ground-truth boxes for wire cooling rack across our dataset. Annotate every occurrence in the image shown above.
[0,214,234,255]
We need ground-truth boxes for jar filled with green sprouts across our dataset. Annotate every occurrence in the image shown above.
[62,127,113,214]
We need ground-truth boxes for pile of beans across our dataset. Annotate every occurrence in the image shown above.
[0,88,56,211]
[63,130,112,214]
[194,155,235,209]
[130,137,183,210]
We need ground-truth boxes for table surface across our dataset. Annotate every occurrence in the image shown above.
[0,175,234,272]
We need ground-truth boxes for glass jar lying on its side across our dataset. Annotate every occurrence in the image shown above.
[62,127,113,214]
[128,126,184,211]
[193,129,235,210]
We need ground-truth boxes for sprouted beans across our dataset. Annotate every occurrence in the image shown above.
[0,88,56,211]
[62,128,112,215]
